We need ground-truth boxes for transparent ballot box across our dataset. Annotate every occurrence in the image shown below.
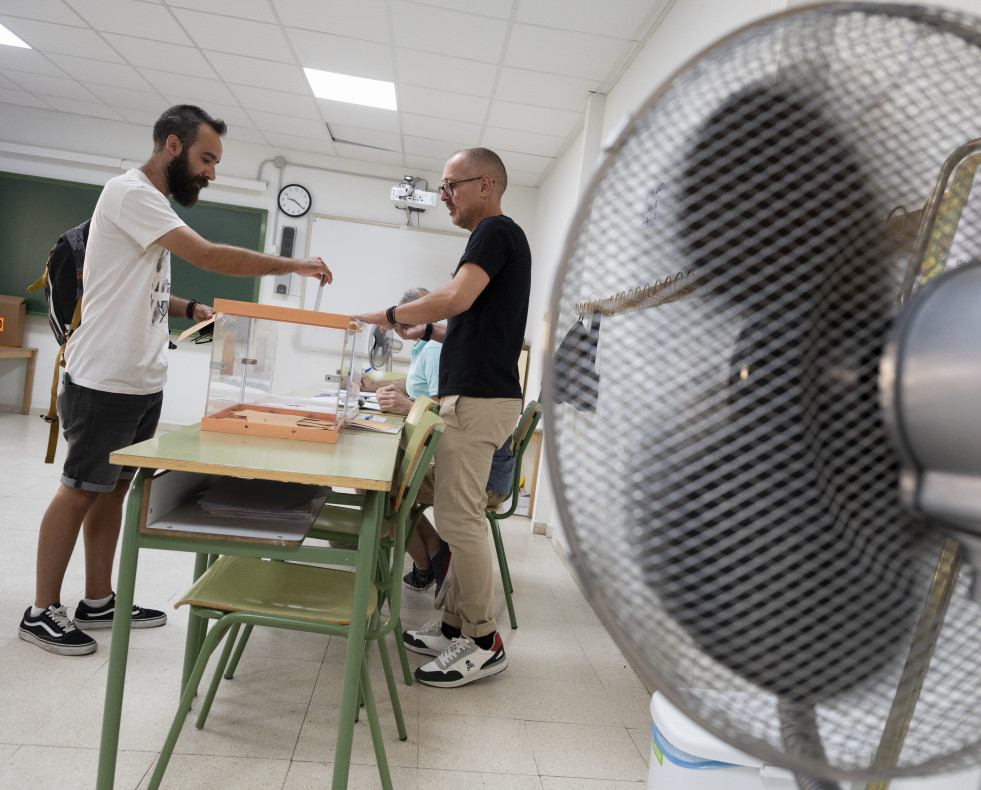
[202,299,366,444]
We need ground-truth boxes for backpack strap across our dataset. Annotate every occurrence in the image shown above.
[40,343,66,464]
[27,269,48,295]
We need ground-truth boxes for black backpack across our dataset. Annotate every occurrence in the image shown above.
[27,219,91,463]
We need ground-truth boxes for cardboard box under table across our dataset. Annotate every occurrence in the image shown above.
[0,294,26,347]
[203,299,367,443]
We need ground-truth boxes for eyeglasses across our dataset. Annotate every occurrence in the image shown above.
[437,176,485,197]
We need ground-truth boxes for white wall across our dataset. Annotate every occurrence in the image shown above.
[526,0,787,543]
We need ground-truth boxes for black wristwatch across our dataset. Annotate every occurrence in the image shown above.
[186,299,200,320]
[422,323,434,341]
[386,305,398,325]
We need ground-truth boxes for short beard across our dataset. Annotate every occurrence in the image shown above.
[167,149,208,207]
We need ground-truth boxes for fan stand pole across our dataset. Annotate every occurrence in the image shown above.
[779,700,840,790]
[863,537,962,790]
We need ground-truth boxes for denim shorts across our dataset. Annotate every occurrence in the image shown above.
[59,381,163,493]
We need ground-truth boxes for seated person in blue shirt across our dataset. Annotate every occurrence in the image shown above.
[361,287,516,592]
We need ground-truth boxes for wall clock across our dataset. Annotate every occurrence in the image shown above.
[278,183,311,217]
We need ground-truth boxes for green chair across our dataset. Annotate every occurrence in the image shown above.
[411,399,542,629]
[219,395,440,686]
[147,413,444,790]
[488,400,542,629]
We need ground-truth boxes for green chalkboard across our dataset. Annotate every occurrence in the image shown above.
[0,171,265,332]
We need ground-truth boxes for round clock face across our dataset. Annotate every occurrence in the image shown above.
[278,184,311,217]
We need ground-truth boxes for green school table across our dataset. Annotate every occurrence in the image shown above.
[95,421,401,790]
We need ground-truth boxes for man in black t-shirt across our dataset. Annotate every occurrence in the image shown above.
[355,147,530,688]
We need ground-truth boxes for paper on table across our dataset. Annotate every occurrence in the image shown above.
[347,415,400,433]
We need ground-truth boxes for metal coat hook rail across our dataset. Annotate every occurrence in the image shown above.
[576,271,694,316]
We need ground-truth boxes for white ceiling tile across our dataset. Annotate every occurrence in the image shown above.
[140,69,237,106]
[170,8,294,62]
[402,135,459,161]
[0,0,660,188]
[401,113,480,146]
[331,141,405,167]
[0,2,82,25]
[195,101,256,129]
[487,100,580,138]
[396,49,497,97]
[390,2,507,63]
[0,47,75,77]
[112,106,161,127]
[481,126,566,158]
[495,67,598,112]
[504,23,629,82]
[274,0,390,44]
[67,0,191,44]
[1,18,121,60]
[206,52,309,95]
[496,149,552,175]
[399,0,514,20]
[263,130,338,157]
[286,28,394,82]
[4,71,94,100]
[84,84,165,113]
[221,125,269,146]
[397,84,488,125]
[230,84,320,119]
[316,98,400,134]
[103,34,215,77]
[46,54,153,91]
[42,95,125,121]
[165,0,276,23]
[516,0,666,40]
[327,125,401,152]
[402,152,449,173]
[0,87,53,109]
[246,110,327,140]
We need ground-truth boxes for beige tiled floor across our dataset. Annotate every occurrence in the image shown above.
[0,411,652,789]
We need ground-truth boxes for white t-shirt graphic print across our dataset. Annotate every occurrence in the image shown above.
[65,169,186,395]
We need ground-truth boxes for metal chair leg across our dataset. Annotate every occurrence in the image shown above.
[489,514,517,628]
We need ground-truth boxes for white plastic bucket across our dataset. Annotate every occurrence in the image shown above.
[648,692,981,790]
[648,692,794,789]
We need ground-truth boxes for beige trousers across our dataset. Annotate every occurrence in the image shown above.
[435,395,521,638]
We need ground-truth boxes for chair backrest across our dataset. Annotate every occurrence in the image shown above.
[493,400,543,519]
[394,409,442,510]
[381,414,444,635]
[395,395,439,474]
[405,395,438,430]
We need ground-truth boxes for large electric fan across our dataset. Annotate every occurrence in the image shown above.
[545,4,981,788]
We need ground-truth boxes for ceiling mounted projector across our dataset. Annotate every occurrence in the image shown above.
[391,175,438,211]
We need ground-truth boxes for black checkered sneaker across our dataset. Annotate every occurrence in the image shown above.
[403,563,436,592]
[74,592,167,630]
[19,604,97,656]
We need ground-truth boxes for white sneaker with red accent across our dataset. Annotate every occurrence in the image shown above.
[414,633,508,688]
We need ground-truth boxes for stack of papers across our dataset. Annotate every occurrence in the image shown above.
[197,478,331,522]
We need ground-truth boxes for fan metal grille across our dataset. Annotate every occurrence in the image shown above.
[546,2,981,780]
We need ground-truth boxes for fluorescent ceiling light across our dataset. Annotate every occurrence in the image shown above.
[304,68,396,111]
[0,23,30,49]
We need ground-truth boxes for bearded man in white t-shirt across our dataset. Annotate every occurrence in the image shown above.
[18,105,334,656]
